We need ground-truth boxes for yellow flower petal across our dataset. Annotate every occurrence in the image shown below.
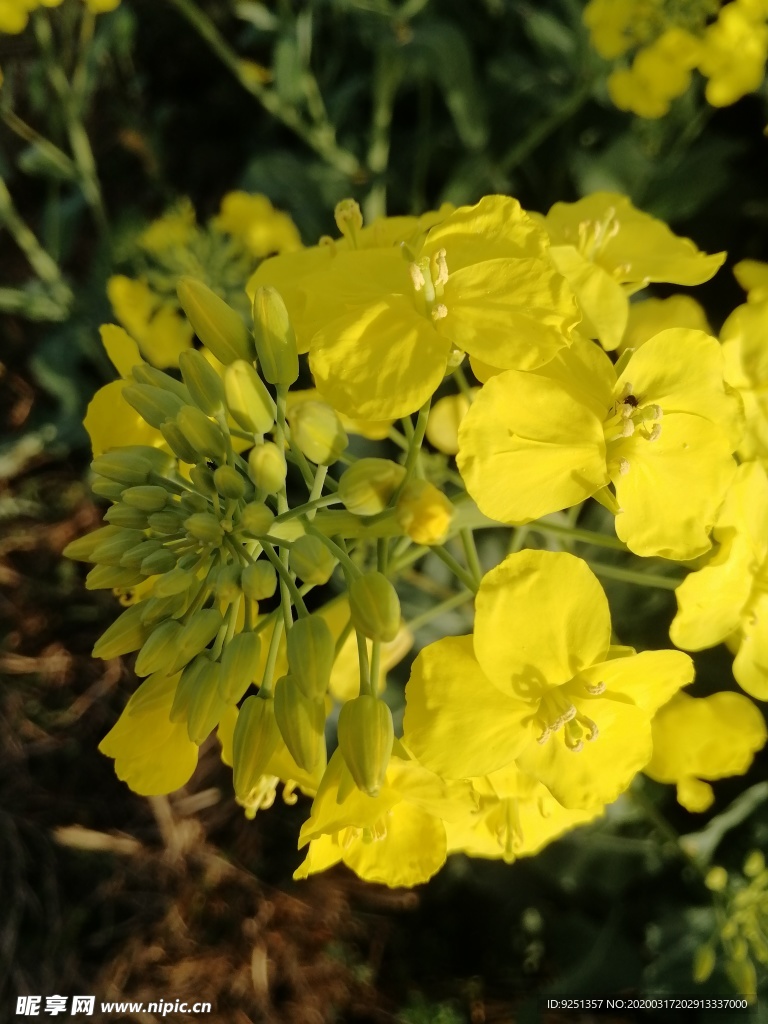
[403,635,532,780]
[99,673,198,795]
[99,324,143,378]
[310,297,450,420]
[457,367,607,524]
[548,245,628,350]
[474,549,612,695]
[84,380,165,457]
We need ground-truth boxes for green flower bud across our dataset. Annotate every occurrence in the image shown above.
[179,349,226,416]
[241,560,277,601]
[104,504,150,529]
[91,476,125,501]
[176,406,227,461]
[289,400,348,466]
[91,529,146,566]
[171,607,224,672]
[286,615,335,700]
[248,443,286,494]
[190,463,217,496]
[122,384,185,429]
[148,510,184,535]
[274,674,326,771]
[152,566,196,598]
[132,363,191,402]
[92,447,170,487]
[213,563,241,602]
[140,592,186,626]
[177,276,253,365]
[85,564,145,591]
[240,501,275,537]
[121,485,168,513]
[184,512,223,545]
[213,465,246,500]
[92,603,150,659]
[120,538,164,568]
[135,619,184,676]
[170,653,210,724]
[251,286,299,386]
[349,571,400,642]
[141,547,178,575]
[224,360,275,434]
[187,659,228,744]
[337,694,393,797]
[159,420,198,464]
[64,525,122,562]
[179,492,208,515]
[219,631,261,703]
[232,695,281,801]
[338,458,406,516]
[289,535,336,585]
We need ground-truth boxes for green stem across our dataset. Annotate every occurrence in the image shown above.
[167,0,363,179]
[273,492,340,524]
[1,109,77,180]
[261,541,309,617]
[0,179,71,297]
[406,589,474,633]
[306,464,328,521]
[260,614,285,694]
[305,523,361,578]
[452,364,475,403]
[356,628,373,696]
[460,528,483,586]
[432,544,479,594]
[588,561,682,590]
[528,520,628,552]
[34,12,110,243]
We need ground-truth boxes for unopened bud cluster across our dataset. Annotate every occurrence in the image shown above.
[68,271,454,812]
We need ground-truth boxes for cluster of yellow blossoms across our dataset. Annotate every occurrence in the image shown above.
[0,0,118,35]
[67,188,766,939]
[584,0,768,116]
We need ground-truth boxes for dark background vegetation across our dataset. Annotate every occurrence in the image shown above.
[2,1,768,1020]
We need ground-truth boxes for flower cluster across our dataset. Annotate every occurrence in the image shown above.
[67,191,766,921]
[584,0,768,117]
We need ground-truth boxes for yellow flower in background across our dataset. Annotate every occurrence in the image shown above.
[99,671,199,796]
[671,461,768,700]
[458,330,741,559]
[0,0,62,34]
[213,191,302,258]
[107,276,194,369]
[698,0,768,107]
[608,28,701,119]
[535,192,724,350]
[620,294,710,351]
[645,692,767,811]
[445,766,603,863]
[294,745,476,887]
[108,191,301,367]
[404,550,693,810]
[251,195,578,421]
[583,0,660,58]
[84,325,168,456]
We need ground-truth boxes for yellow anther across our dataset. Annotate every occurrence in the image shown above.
[431,303,448,321]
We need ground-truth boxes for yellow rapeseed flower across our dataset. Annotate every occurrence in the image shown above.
[535,192,724,350]
[620,294,710,352]
[698,0,768,107]
[251,196,579,420]
[671,461,768,700]
[404,550,693,810]
[294,745,476,887]
[458,331,741,559]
